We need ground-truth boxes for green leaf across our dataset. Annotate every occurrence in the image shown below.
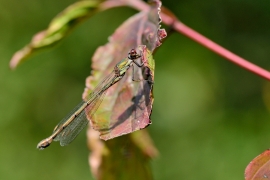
[9,0,104,69]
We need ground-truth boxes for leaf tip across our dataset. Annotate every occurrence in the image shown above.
[9,46,31,70]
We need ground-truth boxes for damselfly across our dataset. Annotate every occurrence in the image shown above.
[37,48,146,149]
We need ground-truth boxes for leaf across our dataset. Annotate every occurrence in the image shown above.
[83,0,166,141]
[83,0,166,179]
[9,0,104,69]
[85,45,155,140]
[87,128,158,180]
[245,149,270,180]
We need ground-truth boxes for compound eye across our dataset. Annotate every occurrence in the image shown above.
[128,49,138,59]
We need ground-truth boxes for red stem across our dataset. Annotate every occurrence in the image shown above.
[104,0,270,81]
[172,21,270,80]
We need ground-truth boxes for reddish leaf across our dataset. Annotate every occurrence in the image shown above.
[86,45,154,140]
[84,1,165,179]
[245,149,270,180]
[83,0,166,140]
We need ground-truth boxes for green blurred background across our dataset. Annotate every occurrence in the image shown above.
[1,0,270,179]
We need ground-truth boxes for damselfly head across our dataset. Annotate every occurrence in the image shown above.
[128,49,140,60]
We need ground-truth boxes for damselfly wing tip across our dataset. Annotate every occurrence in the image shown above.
[37,138,53,150]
